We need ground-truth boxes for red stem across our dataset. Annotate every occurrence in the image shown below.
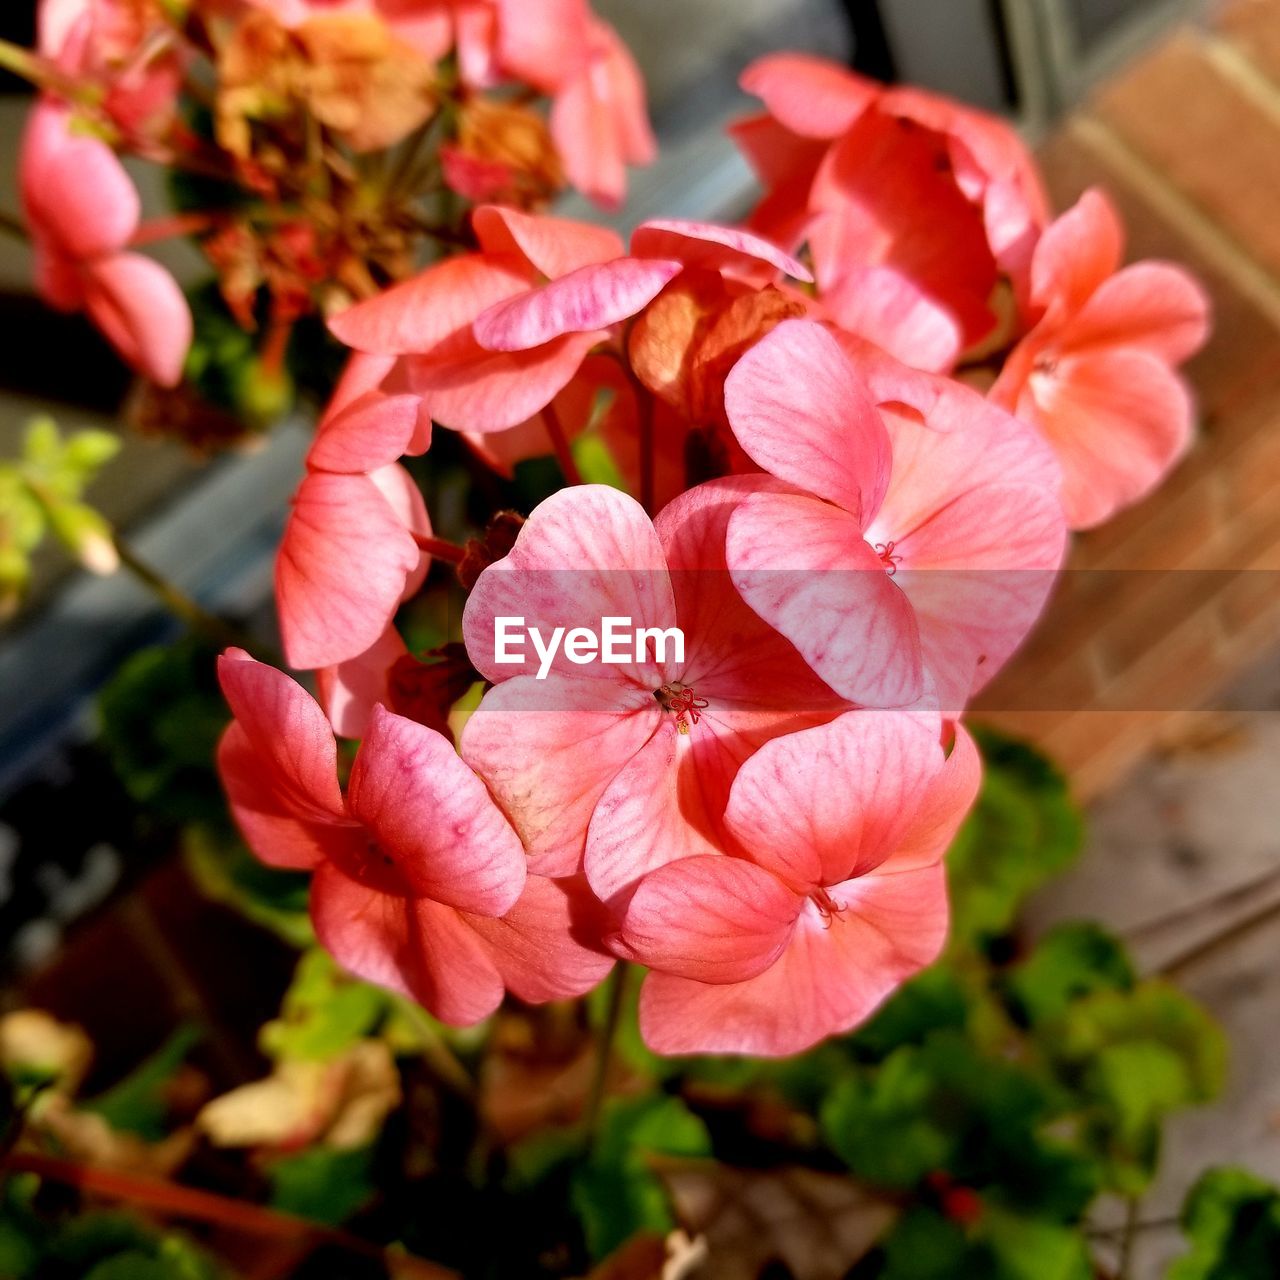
[543,403,583,486]
[413,533,467,565]
[130,211,223,246]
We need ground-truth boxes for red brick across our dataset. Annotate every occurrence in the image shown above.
[1093,33,1280,282]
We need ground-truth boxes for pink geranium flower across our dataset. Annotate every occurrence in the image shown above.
[723,319,1066,712]
[276,353,434,669]
[217,649,612,1022]
[460,481,847,900]
[329,206,680,435]
[614,710,981,1056]
[20,101,192,387]
[991,188,1210,529]
[732,53,1048,367]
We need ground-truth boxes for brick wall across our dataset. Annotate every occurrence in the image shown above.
[974,0,1280,799]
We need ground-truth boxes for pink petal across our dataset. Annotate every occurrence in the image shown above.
[462,484,677,686]
[464,873,615,1003]
[614,855,800,984]
[888,723,982,872]
[472,205,623,277]
[276,471,421,670]
[630,220,812,284]
[822,265,963,374]
[638,861,948,1056]
[460,673,659,877]
[310,865,505,1025]
[328,254,531,356]
[82,252,192,387]
[216,723,357,871]
[726,490,925,708]
[307,389,423,473]
[724,709,947,888]
[20,102,139,258]
[494,0,590,91]
[1030,188,1124,317]
[346,707,526,915]
[411,329,603,432]
[323,352,397,419]
[216,648,347,821]
[316,624,409,739]
[723,318,891,521]
[585,724,730,908]
[368,461,432,601]
[1063,262,1210,365]
[473,258,682,352]
[1025,346,1196,530]
[739,53,876,139]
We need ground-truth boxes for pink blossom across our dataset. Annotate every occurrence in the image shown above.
[329,206,678,435]
[732,53,1048,367]
[614,711,981,1056]
[276,353,434,669]
[723,318,1066,713]
[20,101,192,387]
[991,188,1210,529]
[460,481,848,898]
[217,648,612,1022]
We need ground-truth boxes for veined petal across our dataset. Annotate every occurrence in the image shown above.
[472,205,623,276]
[347,707,526,915]
[1030,187,1124,317]
[630,219,812,284]
[614,855,800,984]
[82,253,192,388]
[739,53,876,139]
[724,318,891,521]
[316,624,409,740]
[307,390,423,473]
[473,258,682,352]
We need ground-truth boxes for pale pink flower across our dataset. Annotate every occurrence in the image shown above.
[991,188,1210,529]
[275,353,434,669]
[20,101,192,386]
[732,53,1048,367]
[217,648,612,1022]
[614,711,980,1056]
[460,481,847,899]
[723,318,1066,713]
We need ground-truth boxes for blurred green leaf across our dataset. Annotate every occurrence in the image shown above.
[83,1025,201,1141]
[1169,1166,1280,1280]
[980,1207,1092,1280]
[947,727,1084,947]
[849,967,971,1060]
[268,1145,377,1226]
[261,949,389,1062]
[1004,923,1135,1028]
[571,1095,711,1259]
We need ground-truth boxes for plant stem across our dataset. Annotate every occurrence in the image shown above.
[413,533,467,566]
[1156,894,1280,981]
[583,964,628,1152]
[0,210,28,243]
[112,533,246,651]
[395,1000,478,1102]
[543,403,583,486]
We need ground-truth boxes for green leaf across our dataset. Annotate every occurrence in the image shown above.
[1169,1166,1280,1280]
[879,1207,974,1279]
[981,1207,1092,1280]
[947,727,1084,947]
[848,966,971,1060]
[83,1026,201,1141]
[63,429,122,474]
[570,1095,711,1259]
[1004,923,1135,1028]
[21,416,62,469]
[1050,983,1226,1194]
[260,949,390,1062]
[268,1145,377,1226]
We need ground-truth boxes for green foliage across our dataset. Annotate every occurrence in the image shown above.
[0,416,121,610]
[570,1096,711,1260]
[83,1025,201,1141]
[947,726,1085,947]
[1169,1166,1280,1279]
[98,636,230,826]
[261,949,390,1062]
[1004,923,1135,1028]
[268,1145,378,1226]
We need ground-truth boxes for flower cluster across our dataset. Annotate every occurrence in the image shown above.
[208,53,1212,1057]
[13,0,653,392]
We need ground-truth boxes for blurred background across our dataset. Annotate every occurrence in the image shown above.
[3,2,1280,1274]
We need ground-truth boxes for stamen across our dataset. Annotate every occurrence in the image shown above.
[874,540,902,576]
[811,886,845,929]
[654,681,710,734]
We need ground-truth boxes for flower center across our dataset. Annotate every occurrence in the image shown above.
[874,540,902,576]
[810,886,845,928]
[654,681,709,735]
